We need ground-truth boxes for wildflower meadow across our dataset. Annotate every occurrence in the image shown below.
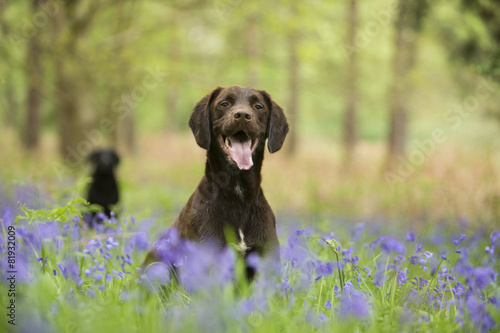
[1,183,499,333]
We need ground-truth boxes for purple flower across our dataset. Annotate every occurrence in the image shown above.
[471,266,497,289]
[380,237,406,255]
[338,285,370,318]
[246,252,260,270]
[485,245,495,256]
[491,231,500,244]
[466,296,496,332]
[394,255,405,265]
[406,232,416,243]
[324,300,332,310]
[453,282,466,297]
[125,232,150,253]
[397,269,407,286]
[415,243,423,253]
[94,273,103,282]
[351,224,364,241]
[105,237,119,250]
[334,285,340,297]
[452,234,466,246]
[296,228,312,237]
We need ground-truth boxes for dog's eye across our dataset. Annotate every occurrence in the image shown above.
[255,104,263,110]
[220,101,229,107]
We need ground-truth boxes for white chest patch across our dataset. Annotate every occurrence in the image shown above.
[235,184,244,199]
[237,228,249,254]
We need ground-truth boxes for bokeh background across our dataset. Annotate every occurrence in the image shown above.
[1,0,500,229]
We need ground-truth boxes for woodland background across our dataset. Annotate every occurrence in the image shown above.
[1,0,500,225]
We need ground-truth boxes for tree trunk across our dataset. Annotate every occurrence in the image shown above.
[24,0,43,150]
[166,15,181,132]
[0,0,17,129]
[246,15,259,88]
[286,31,299,155]
[343,0,358,165]
[387,0,423,164]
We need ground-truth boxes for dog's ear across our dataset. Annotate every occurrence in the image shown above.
[260,90,289,153]
[111,151,120,166]
[189,87,223,150]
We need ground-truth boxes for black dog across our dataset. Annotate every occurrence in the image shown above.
[143,86,288,279]
[85,149,120,224]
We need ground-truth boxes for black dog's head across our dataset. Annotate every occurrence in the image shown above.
[189,86,289,170]
[87,149,120,174]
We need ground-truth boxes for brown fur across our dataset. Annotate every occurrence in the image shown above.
[143,86,288,278]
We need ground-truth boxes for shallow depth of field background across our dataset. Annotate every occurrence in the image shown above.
[1,1,500,332]
[1,0,500,228]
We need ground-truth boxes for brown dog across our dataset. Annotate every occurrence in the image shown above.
[143,86,288,278]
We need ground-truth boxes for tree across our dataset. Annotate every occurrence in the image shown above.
[387,0,429,162]
[342,0,358,166]
[52,1,100,157]
[24,0,43,150]
[286,2,300,155]
[0,0,17,129]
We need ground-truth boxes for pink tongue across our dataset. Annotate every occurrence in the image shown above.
[228,136,253,170]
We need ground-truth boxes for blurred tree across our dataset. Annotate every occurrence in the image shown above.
[52,1,100,157]
[166,13,181,132]
[286,1,300,155]
[437,0,500,83]
[457,0,500,78]
[342,0,358,166]
[387,0,429,162]
[245,13,259,87]
[0,0,17,129]
[105,0,138,153]
[24,0,43,150]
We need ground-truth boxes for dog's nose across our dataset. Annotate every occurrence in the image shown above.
[234,109,252,120]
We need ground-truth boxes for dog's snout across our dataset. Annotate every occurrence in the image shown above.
[234,109,252,121]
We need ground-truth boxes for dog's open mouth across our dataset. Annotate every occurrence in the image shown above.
[218,131,259,170]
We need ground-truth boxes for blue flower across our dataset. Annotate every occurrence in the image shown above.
[406,232,416,243]
[471,266,497,290]
[466,296,496,332]
[452,234,466,246]
[380,237,406,255]
[397,269,407,286]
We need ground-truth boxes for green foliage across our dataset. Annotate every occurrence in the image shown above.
[15,197,86,224]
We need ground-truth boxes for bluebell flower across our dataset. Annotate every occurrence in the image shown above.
[397,269,407,286]
[466,296,496,332]
[406,232,416,243]
[453,282,466,297]
[351,224,364,241]
[296,228,312,237]
[380,237,406,255]
[394,255,405,265]
[471,266,497,290]
[338,283,370,318]
[324,299,332,310]
[452,234,466,246]
[491,231,500,244]
[246,252,260,270]
[334,285,340,297]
